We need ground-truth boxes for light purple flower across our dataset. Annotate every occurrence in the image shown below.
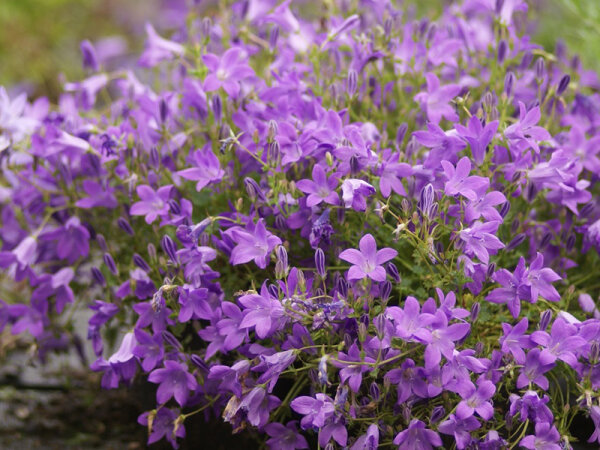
[459,221,504,264]
[202,47,254,97]
[505,102,551,154]
[148,360,197,406]
[265,421,309,450]
[227,219,282,269]
[177,146,225,191]
[290,393,335,429]
[393,419,442,450]
[414,72,461,124]
[442,157,489,201]
[139,23,185,67]
[296,165,340,206]
[455,116,499,165]
[339,233,397,282]
[130,184,173,224]
[456,378,496,421]
[351,423,379,450]
[520,422,561,450]
[516,348,555,390]
[239,282,285,339]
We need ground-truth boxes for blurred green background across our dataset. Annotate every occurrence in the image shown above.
[0,0,598,98]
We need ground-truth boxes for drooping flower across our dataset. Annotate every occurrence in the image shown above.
[339,233,397,282]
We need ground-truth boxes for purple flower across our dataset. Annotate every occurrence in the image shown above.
[351,423,379,450]
[226,219,282,269]
[202,47,254,97]
[341,179,376,211]
[148,360,197,406]
[414,72,461,124]
[441,157,489,201]
[290,393,335,429]
[178,287,212,322]
[130,184,173,224]
[423,310,470,369]
[455,116,499,165]
[138,408,185,448]
[527,253,561,303]
[499,317,531,364]
[239,386,281,428]
[216,301,247,351]
[530,317,585,366]
[456,378,496,421]
[459,221,504,264]
[377,151,412,198]
[393,420,442,450]
[296,165,340,207]
[588,405,600,444]
[386,296,435,342]
[239,282,285,338]
[339,233,397,282]
[509,391,553,424]
[438,414,480,449]
[177,146,225,191]
[385,359,429,402]
[133,329,164,372]
[139,23,185,67]
[520,422,561,450]
[505,102,552,154]
[464,191,506,223]
[265,421,309,450]
[42,216,90,264]
[75,180,117,209]
[319,421,348,447]
[517,348,555,390]
[487,258,530,318]
[332,343,375,392]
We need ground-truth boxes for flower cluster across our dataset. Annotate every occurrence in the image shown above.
[2,0,600,448]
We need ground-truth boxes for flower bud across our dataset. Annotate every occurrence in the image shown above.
[384,17,394,35]
[267,120,278,140]
[96,234,108,252]
[149,147,160,170]
[506,233,526,250]
[133,253,151,272]
[162,330,182,350]
[161,235,178,264]
[504,71,515,98]
[539,309,553,331]
[566,233,576,252]
[147,243,157,262]
[318,355,328,385]
[590,342,600,364]
[244,177,266,203]
[103,253,118,275]
[497,39,507,63]
[315,248,326,278]
[117,217,135,236]
[486,262,496,279]
[168,199,181,215]
[535,57,546,81]
[347,69,358,97]
[470,302,481,322]
[539,231,552,250]
[80,39,99,71]
[387,262,401,283]
[201,17,212,39]
[396,123,408,147]
[580,202,595,218]
[499,201,511,218]
[349,155,360,175]
[91,266,106,286]
[474,342,484,355]
[557,74,570,96]
[191,354,209,372]
[212,95,222,122]
[268,283,280,299]
[418,183,436,219]
[336,276,348,298]
[369,382,380,401]
[374,314,386,338]
[269,25,279,49]
[511,218,520,233]
[579,293,596,313]
[430,406,445,424]
[381,280,392,303]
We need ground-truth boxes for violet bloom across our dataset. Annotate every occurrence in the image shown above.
[133,329,164,372]
[318,420,348,447]
[239,282,285,339]
[265,421,309,450]
[75,180,117,209]
[459,221,504,264]
[455,116,499,165]
[177,146,224,191]
[341,179,376,211]
[504,102,552,154]
[588,405,600,444]
[226,219,282,269]
[41,216,90,264]
[385,296,435,342]
[130,184,173,224]
[530,317,585,366]
[464,191,506,223]
[520,422,561,450]
[339,233,398,282]
[414,72,461,124]
[423,310,470,369]
[239,386,281,428]
[290,393,335,429]
[441,157,489,201]
[378,151,413,198]
[393,420,442,450]
[487,258,530,318]
[508,391,554,424]
[202,47,254,97]
[438,414,480,449]
[385,358,429,402]
[517,348,555,390]
[332,343,375,392]
[527,253,561,303]
[499,317,531,364]
[456,379,496,420]
[296,165,340,206]
[138,408,185,448]
[139,23,185,67]
[148,360,197,406]
[178,287,213,322]
[351,423,379,450]
[216,301,247,351]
